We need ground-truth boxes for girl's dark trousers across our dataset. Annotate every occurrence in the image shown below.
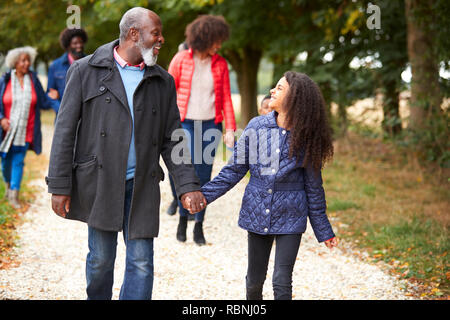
[246,231,302,300]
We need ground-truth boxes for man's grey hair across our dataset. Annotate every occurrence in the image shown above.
[119,7,149,43]
[5,46,37,69]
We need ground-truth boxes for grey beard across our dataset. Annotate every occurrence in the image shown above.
[137,41,158,67]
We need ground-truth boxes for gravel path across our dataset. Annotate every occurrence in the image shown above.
[0,124,416,300]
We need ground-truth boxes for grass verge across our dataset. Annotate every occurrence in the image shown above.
[0,110,53,269]
[324,130,449,299]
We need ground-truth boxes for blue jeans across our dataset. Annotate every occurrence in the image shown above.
[86,179,154,300]
[1,143,29,190]
[178,119,222,222]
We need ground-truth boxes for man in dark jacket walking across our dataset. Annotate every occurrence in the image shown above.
[46,7,206,300]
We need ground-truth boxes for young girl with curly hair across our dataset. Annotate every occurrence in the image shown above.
[200,71,338,300]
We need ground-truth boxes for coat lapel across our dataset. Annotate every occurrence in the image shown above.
[101,65,130,112]
[88,39,130,112]
[88,39,165,114]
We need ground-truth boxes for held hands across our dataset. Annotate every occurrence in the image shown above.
[181,191,207,214]
[324,237,339,250]
[52,191,207,217]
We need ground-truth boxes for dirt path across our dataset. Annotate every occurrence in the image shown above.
[0,123,416,300]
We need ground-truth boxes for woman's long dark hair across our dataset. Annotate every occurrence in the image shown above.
[283,71,334,172]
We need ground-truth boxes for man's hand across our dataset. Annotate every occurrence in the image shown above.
[181,191,207,214]
[324,237,339,250]
[51,194,71,218]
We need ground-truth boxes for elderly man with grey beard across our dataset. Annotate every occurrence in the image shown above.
[45,7,206,300]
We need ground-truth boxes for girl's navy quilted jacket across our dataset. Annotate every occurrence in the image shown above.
[201,111,335,242]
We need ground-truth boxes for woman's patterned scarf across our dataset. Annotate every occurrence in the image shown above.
[0,70,32,154]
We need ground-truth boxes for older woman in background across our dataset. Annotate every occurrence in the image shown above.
[0,46,56,208]
[168,15,236,245]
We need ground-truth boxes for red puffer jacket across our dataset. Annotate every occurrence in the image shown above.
[168,49,236,131]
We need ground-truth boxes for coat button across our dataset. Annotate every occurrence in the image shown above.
[151,172,156,177]
[271,168,276,173]
[276,148,280,153]
[99,86,106,92]
[105,97,111,103]
[264,228,268,233]
[268,189,272,194]
[98,164,103,169]
[282,130,286,135]
[265,209,270,213]
[152,108,156,113]
[101,131,106,137]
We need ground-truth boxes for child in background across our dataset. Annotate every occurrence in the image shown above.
[199,71,338,300]
[258,94,272,115]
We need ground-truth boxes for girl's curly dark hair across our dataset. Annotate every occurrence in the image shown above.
[185,15,229,53]
[283,71,334,172]
[59,28,88,50]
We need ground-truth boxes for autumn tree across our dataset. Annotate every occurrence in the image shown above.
[405,0,443,128]
[404,0,449,166]
[0,0,70,69]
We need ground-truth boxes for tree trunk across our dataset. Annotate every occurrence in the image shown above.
[321,81,334,127]
[337,103,347,137]
[405,0,442,130]
[382,80,402,136]
[335,82,348,137]
[225,46,262,128]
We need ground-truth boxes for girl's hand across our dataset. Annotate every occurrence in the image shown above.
[185,196,192,214]
[181,195,192,214]
[324,237,338,250]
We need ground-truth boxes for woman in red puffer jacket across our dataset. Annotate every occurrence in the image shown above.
[168,15,236,246]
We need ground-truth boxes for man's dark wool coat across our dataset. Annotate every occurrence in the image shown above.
[46,39,200,239]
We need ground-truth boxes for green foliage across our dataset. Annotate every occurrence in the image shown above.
[396,111,450,168]
[327,199,361,212]
[361,184,377,197]
[0,0,203,70]
[72,0,206,69]
[364,215,449,294]
[0,0,448,167]
[0,0,69,65]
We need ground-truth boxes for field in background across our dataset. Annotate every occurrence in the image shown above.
[324,132,449,298]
